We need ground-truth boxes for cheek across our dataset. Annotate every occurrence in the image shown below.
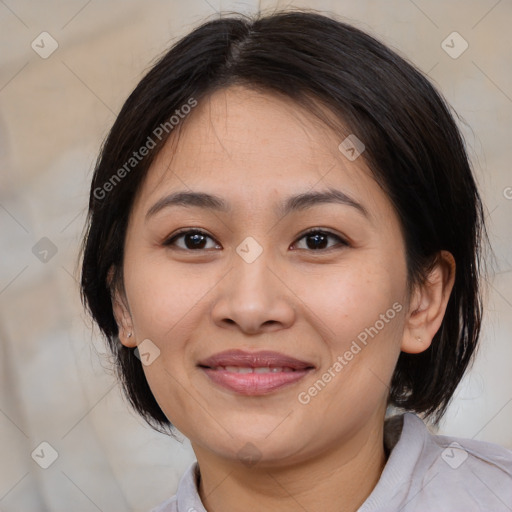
[299,259,405,346]
[123,257,207,427]
[299,257,407,410]
[124,256,209,338]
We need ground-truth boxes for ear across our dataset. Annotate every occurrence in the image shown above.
[401,250,456,354]
[108,266,137,348]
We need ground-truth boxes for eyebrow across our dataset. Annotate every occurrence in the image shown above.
[145,187,368,220]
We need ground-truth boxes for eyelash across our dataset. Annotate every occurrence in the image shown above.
[163,228,349,252]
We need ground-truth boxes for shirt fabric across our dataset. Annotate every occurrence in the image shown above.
[150,412,512,511]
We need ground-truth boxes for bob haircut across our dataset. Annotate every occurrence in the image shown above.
[80,10,486,432]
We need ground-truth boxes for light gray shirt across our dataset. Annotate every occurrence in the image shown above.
[150,412,512,511]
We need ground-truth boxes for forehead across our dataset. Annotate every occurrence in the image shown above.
[134,86,388,218]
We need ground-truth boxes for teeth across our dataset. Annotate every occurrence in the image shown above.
[254,367,274,374]
[225,366,253,374]
[214,366,294,373]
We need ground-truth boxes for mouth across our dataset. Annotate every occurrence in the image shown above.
[197,349,315,395]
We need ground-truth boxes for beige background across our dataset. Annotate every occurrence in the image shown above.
[0,0,511,510]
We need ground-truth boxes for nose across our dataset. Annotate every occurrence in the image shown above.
[210,244,296,335]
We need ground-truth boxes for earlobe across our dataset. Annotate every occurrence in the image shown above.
[401,251,456,354]
[401,333,430,355]
[110,268,137,348]
[112,295,137,347]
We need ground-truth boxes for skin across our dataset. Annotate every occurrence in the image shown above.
[113,85,455,512]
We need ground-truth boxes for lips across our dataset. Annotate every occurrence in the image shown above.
[198,349,314,371]
[197,349,315,395]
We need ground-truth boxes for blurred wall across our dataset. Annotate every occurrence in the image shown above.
[0,0,511,510]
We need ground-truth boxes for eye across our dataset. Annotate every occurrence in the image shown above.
[292,229,348,251]
[163,229,220,251]
[163,228,348,252]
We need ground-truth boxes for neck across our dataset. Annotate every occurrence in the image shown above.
[193,415,387,512]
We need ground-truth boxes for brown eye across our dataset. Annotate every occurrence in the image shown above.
[164,230,220,251]
[163,228,348,252]
[293,230,348,251]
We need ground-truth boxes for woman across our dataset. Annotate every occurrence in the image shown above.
[80,10,512,511]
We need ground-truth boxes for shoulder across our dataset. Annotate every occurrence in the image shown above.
[410,412,512,474]
[361,413,512,511]
[417,414,512,509]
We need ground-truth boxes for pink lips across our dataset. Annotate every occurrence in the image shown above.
[198,349,315,395]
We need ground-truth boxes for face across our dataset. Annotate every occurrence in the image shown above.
[116,86,412,467]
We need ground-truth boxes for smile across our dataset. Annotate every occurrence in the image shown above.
[197,349,315,395]
[210,366,296,373]
[199,366,313,395]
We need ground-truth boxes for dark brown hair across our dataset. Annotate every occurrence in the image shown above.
[80,9,486,432]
